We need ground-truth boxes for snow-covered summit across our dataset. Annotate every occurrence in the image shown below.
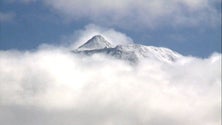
[73,35,182,64]
[114,44,182,63]
[77,35,112,51]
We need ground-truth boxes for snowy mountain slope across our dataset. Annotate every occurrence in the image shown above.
[73,35,182,63]
[77,35,112,51]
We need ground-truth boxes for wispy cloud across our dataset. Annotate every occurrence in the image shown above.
[4,0,36,4]
[0,12,15,23]
[60,24,133,49]
[0,28,221,125]
[42,0,221,29]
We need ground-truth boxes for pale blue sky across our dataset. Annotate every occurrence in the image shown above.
[0,0,221,57]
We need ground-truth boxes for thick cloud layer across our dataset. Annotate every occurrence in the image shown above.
[42,0,221,29]
[0,32,221,125]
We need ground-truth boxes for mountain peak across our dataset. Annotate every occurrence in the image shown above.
[91,35,105,39]
[77,35,112,51]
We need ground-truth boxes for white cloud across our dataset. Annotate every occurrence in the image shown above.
[42,0,220,29]
[0,12,15,23]
[0,29,221,125]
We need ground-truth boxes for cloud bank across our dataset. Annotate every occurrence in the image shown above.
[0,29,221,125]
[42,0,221,29]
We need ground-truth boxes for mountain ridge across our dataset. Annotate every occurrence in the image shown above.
[73,35,182,64]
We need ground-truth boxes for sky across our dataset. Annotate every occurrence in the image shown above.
[0,0,221,57]
[0,1,221,125]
